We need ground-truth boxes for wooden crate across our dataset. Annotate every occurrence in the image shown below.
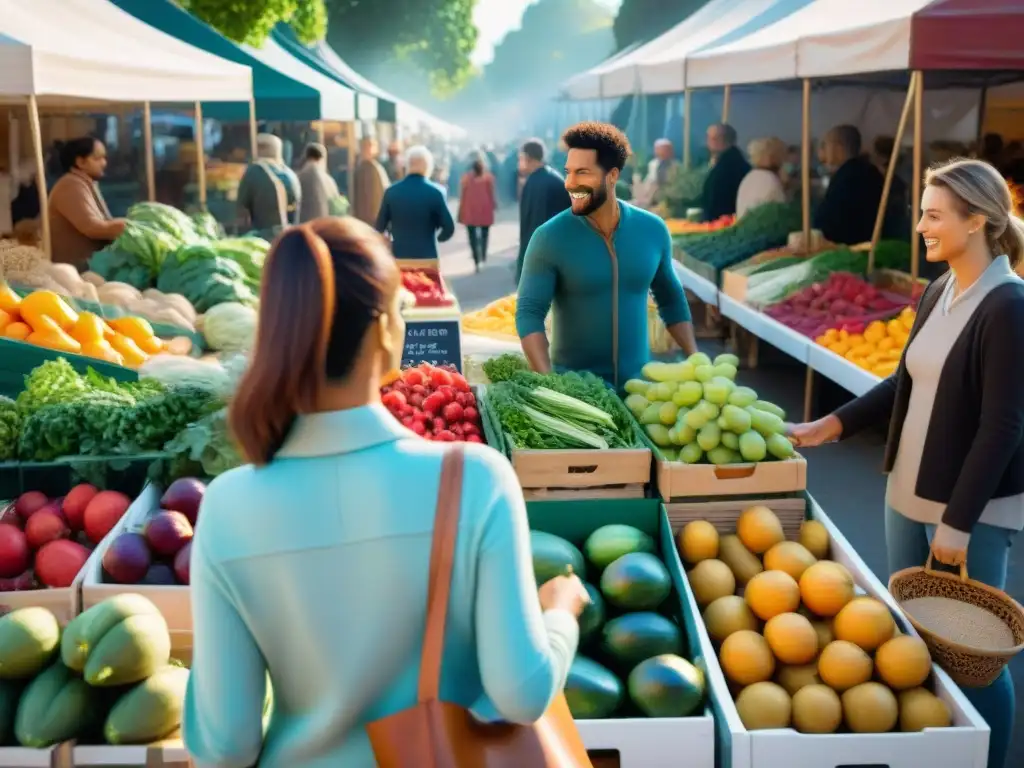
[664,496,806,541]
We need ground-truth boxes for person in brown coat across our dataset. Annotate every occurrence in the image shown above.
[47,137,126,269]
[352,137,389,225]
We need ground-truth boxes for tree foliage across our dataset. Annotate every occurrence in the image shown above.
[612,0,711,51]
[325,0,478,96]
[481,0,614,97]
[182,0,328,46]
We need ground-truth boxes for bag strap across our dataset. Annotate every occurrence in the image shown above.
[417,446,466,702]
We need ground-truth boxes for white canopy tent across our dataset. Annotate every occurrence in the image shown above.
[0,0,252,103]
[243,37,355,121]
[0,0,255,253]
[313,43,465,140]
[686,0,934,88]
[560,40,646,100]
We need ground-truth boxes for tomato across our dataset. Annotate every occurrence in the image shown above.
[463,406,479,423]
[430,369,453,387]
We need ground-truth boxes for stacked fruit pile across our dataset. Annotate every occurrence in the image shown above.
[381,364,484,443]
[816,307,916,378]
[678,506,953,734]
[762,273,909,340]
[0,485,132,590]
[401,269,452,308]
[624,353,796,465]
[0,595,185,747]
[101,478,204,586]
[532,525,705,719]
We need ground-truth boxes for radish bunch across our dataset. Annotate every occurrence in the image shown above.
[381,363,485,443]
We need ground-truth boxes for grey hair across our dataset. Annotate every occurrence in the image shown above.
[926,158,1024,270]
[748,137,786,170]
[406,145,434,177]
[256,133,283,161]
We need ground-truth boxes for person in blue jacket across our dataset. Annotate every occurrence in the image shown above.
[376,145,455,259]
[516,121,698,388]
[183,216,589,767]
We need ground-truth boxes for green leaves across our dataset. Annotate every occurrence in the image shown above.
[182,0,327,47]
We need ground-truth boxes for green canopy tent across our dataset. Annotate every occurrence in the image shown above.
[112,0,354,123]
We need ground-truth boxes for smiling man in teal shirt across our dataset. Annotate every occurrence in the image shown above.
[515,121,698,389]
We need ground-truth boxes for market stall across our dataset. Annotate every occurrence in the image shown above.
[0,0,254,252]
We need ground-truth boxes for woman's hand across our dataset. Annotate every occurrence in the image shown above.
[786,414,843,448]
[931,524,969,568]
[538,573,591,618]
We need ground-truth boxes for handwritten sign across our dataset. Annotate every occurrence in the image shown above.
[402,319,462,371]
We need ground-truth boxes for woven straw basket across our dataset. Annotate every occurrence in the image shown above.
[889,555,1024,687]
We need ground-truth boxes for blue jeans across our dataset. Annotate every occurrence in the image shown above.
[885,505,1016,768]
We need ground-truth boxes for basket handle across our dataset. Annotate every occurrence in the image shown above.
[924,553,969,582]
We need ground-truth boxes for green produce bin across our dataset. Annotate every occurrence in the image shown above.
[11,284,207,355]
[0,338,138,400]
[0,452,169,504]
[526,497,716,766]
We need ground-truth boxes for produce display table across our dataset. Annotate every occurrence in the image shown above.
[668,494,989,768]
[675,261,719,307]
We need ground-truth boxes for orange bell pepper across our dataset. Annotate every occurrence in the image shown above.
[81,339,125,366]
[19,290,79,332]
[27,325,82,354]
[0,308,11,335]
[109,333,149,368]
[0,282,21,314]
[3,321,30,340]
[108,316,163,354]
[71,312,112,345]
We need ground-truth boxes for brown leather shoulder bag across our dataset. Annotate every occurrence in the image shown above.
[366,446,593,767]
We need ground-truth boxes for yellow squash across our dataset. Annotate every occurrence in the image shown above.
[19,290,79,332]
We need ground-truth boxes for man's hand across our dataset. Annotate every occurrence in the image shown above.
[520,332,552,373]
[666,321,699,357]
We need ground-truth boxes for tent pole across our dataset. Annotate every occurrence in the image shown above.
[911,71,923,280]
[800,79,811,251]
[683,88,692,170]
[142,102,156,202]
[248,98,258,159]
[721,84,731,124]
[27,96,50,259]
[194,102,207,211]
[869,72,917,274]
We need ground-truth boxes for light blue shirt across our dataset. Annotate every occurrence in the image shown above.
[183,404,579,767]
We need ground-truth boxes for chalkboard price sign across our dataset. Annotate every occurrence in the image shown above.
[402,319,462,371]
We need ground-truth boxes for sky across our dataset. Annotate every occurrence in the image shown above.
[471,0,623,65]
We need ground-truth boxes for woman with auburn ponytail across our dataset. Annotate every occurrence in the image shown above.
[182,217,589,767]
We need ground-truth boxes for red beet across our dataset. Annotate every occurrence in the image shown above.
[140,563,177,585]
[24,510,70,550]
[160,478,206,525]
[62,484,98,531]
[83,491,132,545]
[144,511,193,557]
[0,571,36,591]
[0,525,30,578]
[14,491,48,521]
[173,542,192,585]
[35,539,91,588]
[102,532,152,584]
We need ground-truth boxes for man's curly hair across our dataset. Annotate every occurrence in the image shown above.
[561,122,631,173]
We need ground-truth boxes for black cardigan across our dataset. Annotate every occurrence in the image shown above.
[834,271,1024,533]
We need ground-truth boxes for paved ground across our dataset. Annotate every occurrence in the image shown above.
[443,224,1023,764]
